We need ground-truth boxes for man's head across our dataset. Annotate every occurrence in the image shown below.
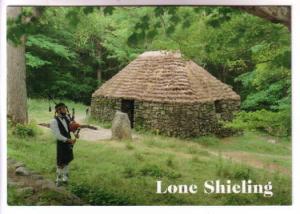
[55,103,67,116]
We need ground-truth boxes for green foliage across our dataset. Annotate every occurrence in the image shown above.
[103,7,115,15]
[70,183,131,205]
[26,34,76,60]
[125,143,135,150]
[13,123,37,138]
[25,52,51,68]
[10,6,290,134]
[7,7,35,45]
[8,186,25,205]
[226,109,291,137]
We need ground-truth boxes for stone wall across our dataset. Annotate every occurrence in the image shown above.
[91,96,240,137]
[214,99,240,121]
[214,99,241,137]
[134,101,218,137]
[91,96,121,121]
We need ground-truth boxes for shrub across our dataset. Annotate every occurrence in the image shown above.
[214,124,243,138]
[225,109,291,137]
[13,123,37,138]
[125,143,134,150]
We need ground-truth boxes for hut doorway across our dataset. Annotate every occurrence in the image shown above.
[121,99,134,128]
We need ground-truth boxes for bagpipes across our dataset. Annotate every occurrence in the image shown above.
[47,94,81,140]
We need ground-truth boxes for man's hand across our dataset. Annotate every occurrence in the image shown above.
[66,139,76,144]
[74,133,80,139]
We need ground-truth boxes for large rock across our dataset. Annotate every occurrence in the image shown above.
[111,111,132,140]
[14,162,25,169]
[15,166,30,176]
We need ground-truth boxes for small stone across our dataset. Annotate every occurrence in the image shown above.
[15,167,30,176]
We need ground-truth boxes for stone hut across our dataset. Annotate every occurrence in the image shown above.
[91,51,240,137]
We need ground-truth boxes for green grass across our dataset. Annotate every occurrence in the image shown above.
[28,98,87,123]
[7,99,292,205]
[8,186,26,206]
[192,132,291,156]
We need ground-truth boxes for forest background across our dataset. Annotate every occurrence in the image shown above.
[7,6,291,136]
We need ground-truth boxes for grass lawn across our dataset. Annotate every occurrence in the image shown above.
[7,99,292,205]
[28,98,87,124]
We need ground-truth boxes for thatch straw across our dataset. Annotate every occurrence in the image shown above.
[92,51,240,103]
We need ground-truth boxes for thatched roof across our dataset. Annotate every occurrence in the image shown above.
[92,51,240,103]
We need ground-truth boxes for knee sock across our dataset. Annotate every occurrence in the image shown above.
[63,165,69,176]
[56,167,63,181]
[62,165,69,181]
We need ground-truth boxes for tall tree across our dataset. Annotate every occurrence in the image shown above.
[7,7,28,124]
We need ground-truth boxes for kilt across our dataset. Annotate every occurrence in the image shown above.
[57,140,74,166]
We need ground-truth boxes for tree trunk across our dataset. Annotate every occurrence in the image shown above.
[96,68,102,84]
[235,6,291,31]
[7,7,28,124]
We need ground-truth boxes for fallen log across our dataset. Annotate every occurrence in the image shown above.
[38,123,98,130]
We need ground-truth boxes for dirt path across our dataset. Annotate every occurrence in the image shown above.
[73,114,112,141]
[79,126,112,141]
[75,115,139,141]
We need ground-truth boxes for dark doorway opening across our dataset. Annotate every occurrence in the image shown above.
[214,100,222,113]
[121,99,134,128]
